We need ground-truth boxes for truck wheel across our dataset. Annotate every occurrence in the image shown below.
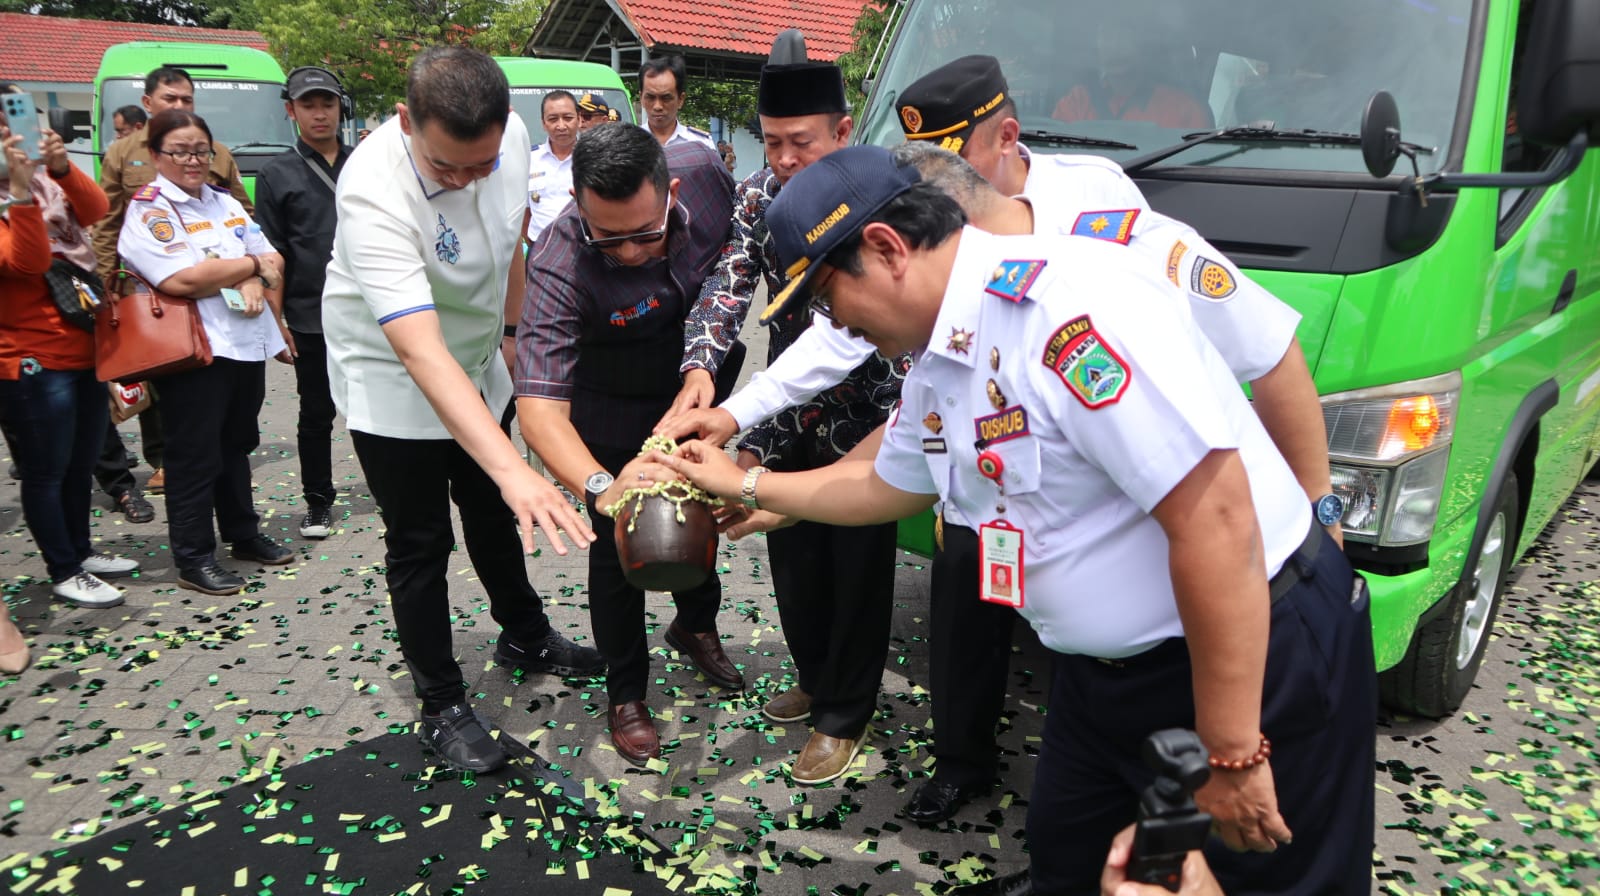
[1379,471,1519,718]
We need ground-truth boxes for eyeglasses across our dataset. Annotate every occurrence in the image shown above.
[579,201,672,250]
[806,265,839,321]
[157,149,215,163]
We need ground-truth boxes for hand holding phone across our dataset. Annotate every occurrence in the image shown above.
[1,93,44,161]
[221,287,247,311]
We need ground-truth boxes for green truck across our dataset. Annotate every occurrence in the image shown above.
[91,41,294,199]
[860,0,1600,716]
[495,57,636,145]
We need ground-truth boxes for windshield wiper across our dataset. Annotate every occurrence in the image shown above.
[1120,126,1434,174]
[229,141,297,152]
[1018,129,1138,151]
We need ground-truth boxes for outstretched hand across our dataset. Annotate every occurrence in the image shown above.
[654,406,739,447]
[502,466,596,555]
[651,439,745,502]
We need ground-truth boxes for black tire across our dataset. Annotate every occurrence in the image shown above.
[1379,471,1519,718]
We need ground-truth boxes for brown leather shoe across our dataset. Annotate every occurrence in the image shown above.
[792,730,865,785]
[608,701,659,766]
[762,686,811,722]
[663,621,744,690]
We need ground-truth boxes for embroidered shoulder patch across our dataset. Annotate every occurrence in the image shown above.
[1070,209,1139,245]
[131,184,161,203]
[1165,240,1187,287]
[1041,315,1131,409]
[985,259,1046,303]
[148,219,176,243]
[1189,254,1236,301]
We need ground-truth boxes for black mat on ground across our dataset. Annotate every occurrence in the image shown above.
[21,732,692,895]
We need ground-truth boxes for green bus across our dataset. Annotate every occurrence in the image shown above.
[495,57,636,145]
[860,0,1600,716]
[92,41,294,199]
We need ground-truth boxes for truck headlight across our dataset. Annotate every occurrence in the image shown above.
[1322,372,1460,546]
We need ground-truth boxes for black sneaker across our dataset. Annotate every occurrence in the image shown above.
[178,562,246,596]
[495,630,606,677]
[231,534,294,565]
[418,702,508,773]
[299,505,333,539]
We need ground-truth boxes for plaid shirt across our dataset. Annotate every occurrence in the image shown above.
[684,167,908,467]
[516,141,736,450]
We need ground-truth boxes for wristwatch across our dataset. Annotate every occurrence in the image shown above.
[1313,493,1346,526]
[583,470,615,505]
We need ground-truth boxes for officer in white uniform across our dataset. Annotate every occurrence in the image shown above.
[657,147,1377,896]
[666,119,716,150]
[117,112,296,596]
[525,89,578,244]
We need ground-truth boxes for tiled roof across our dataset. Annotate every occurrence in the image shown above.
[0,13,268,85]
[618,0,871,59]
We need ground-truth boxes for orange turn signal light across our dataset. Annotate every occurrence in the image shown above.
[1385,395,1443,453]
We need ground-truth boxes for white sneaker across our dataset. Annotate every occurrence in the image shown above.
[51,572,125,608]
[81,552,139,578]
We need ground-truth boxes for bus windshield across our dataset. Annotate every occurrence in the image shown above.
[859,0,1475,176]
[101,79,298,154]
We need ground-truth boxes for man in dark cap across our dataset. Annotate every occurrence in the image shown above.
[576,92,612,131]
[656,33,907,786]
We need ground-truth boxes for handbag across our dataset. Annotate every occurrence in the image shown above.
[93,269,213,382]
[43,257,104,333]
[107,379,153,423]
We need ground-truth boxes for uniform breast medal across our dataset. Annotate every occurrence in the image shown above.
[975,448,1025,608]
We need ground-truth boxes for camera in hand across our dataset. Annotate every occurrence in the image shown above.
[1128,729,1213,892]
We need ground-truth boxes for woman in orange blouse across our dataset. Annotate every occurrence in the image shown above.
[0,85,140,619]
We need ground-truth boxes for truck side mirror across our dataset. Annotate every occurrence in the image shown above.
[1516,0,1600,147]
[1360,91,1402,178]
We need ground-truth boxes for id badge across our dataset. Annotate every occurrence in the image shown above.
[979,519,1025,608]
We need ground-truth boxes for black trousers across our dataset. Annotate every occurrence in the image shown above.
[154,359,265,568]
[1026,530,1377,896]
[95,393,164,501]
[928,522,1016,788]
[290,330,337,508]
[352,423,555,712]
[585,443,721,705]
[767,517,897,738]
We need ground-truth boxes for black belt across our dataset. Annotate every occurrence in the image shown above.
[1267,513,1324,604]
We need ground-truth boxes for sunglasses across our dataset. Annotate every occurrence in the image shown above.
[579,200,672,250]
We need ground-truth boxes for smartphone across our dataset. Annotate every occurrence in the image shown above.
[220,287,247,311]
[1,93,44,161]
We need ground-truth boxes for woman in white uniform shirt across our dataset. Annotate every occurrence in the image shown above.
[117,109,296,596]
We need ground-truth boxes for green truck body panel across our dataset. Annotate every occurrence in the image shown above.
[864,0,1600,676]
[494,57,635,146]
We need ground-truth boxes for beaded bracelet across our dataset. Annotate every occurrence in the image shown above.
[1207,734,1272,772]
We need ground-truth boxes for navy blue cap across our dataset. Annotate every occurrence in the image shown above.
[762,145,920,324]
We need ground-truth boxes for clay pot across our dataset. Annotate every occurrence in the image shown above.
[615,492,718,592]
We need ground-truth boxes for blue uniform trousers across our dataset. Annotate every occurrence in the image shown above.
[1027,529,1376,895]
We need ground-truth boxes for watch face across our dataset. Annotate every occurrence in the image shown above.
[585,472,614,496]
[1315,494,1346,526]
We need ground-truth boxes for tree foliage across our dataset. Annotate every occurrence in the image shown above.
[835,0,904,112]
[227,0,548,119]
[0,0,238,26]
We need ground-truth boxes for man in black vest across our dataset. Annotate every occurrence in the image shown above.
[514,123,742,766]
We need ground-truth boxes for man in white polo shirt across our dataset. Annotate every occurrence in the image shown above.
[323,46,606,774]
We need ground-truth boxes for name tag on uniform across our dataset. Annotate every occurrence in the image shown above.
[979,519,1025,608]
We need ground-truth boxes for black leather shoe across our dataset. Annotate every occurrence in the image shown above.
[904,778,988,825]
[231,534,294,566]
[419,702,508,773]
[952,870,1031,895]
[178,562,246,596]
[496,630,606,677]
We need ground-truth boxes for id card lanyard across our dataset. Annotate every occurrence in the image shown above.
[976,447,1025,608]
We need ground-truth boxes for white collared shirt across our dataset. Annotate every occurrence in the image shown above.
[665,120,716,150]
[525,141,574,244]
[117,174,286,362]
[322,113,532,439]
[874,228,1310,657]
